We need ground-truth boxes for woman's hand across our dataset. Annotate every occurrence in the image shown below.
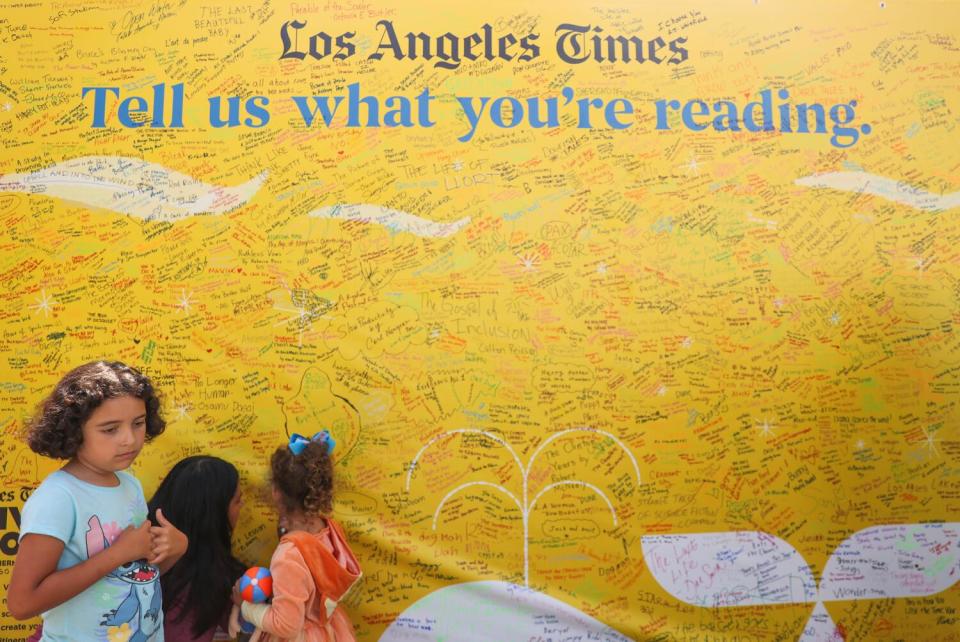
[231,577,244,606]
[149,508,188,567]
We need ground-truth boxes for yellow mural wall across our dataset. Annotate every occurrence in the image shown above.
[1,1,959,640]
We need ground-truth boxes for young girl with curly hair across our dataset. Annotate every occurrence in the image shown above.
[231,431,362,642]
[6,361,186,641]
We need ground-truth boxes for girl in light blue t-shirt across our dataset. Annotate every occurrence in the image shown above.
[6,361,187,642]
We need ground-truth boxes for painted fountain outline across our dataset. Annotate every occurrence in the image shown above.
[405,427,642,587]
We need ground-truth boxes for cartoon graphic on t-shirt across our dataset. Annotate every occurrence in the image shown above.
[85,515,162,642]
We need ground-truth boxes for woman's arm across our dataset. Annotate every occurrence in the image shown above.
[6,521,153,620]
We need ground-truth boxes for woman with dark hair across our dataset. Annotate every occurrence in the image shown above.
[149,455,248,642]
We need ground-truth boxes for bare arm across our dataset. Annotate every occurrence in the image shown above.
[6,521,152,620]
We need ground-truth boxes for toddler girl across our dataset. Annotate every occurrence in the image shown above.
[233,431,361,642]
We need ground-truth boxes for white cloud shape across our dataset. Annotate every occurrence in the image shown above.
[795,171,960,212]
[310,203,470,238]
[0,155,266,220]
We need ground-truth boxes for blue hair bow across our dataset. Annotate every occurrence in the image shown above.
[288,430,336,456]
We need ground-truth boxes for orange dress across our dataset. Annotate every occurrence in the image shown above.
[247,519,362,642]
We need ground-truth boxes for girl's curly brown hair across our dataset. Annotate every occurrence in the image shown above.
[27,361,166,459]
[270,439,334,515]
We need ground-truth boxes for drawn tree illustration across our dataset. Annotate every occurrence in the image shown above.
[406,427,641,587]
[277,366,363,465]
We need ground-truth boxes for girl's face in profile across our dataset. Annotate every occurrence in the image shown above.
[228,484,243,529]
[271,484,282,508]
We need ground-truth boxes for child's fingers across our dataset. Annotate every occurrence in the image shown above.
[155,507,173,526]
[148,530,168,551]
[114,520,152,559]
[148,544,169,565]
[146,521,187,564]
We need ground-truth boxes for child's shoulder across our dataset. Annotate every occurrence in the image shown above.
[28,470,142,503]
[21,471,78,523]
[273,538,298,558]
[29,469,75,497]
[112,470,147,502]
[114,469,142,488]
